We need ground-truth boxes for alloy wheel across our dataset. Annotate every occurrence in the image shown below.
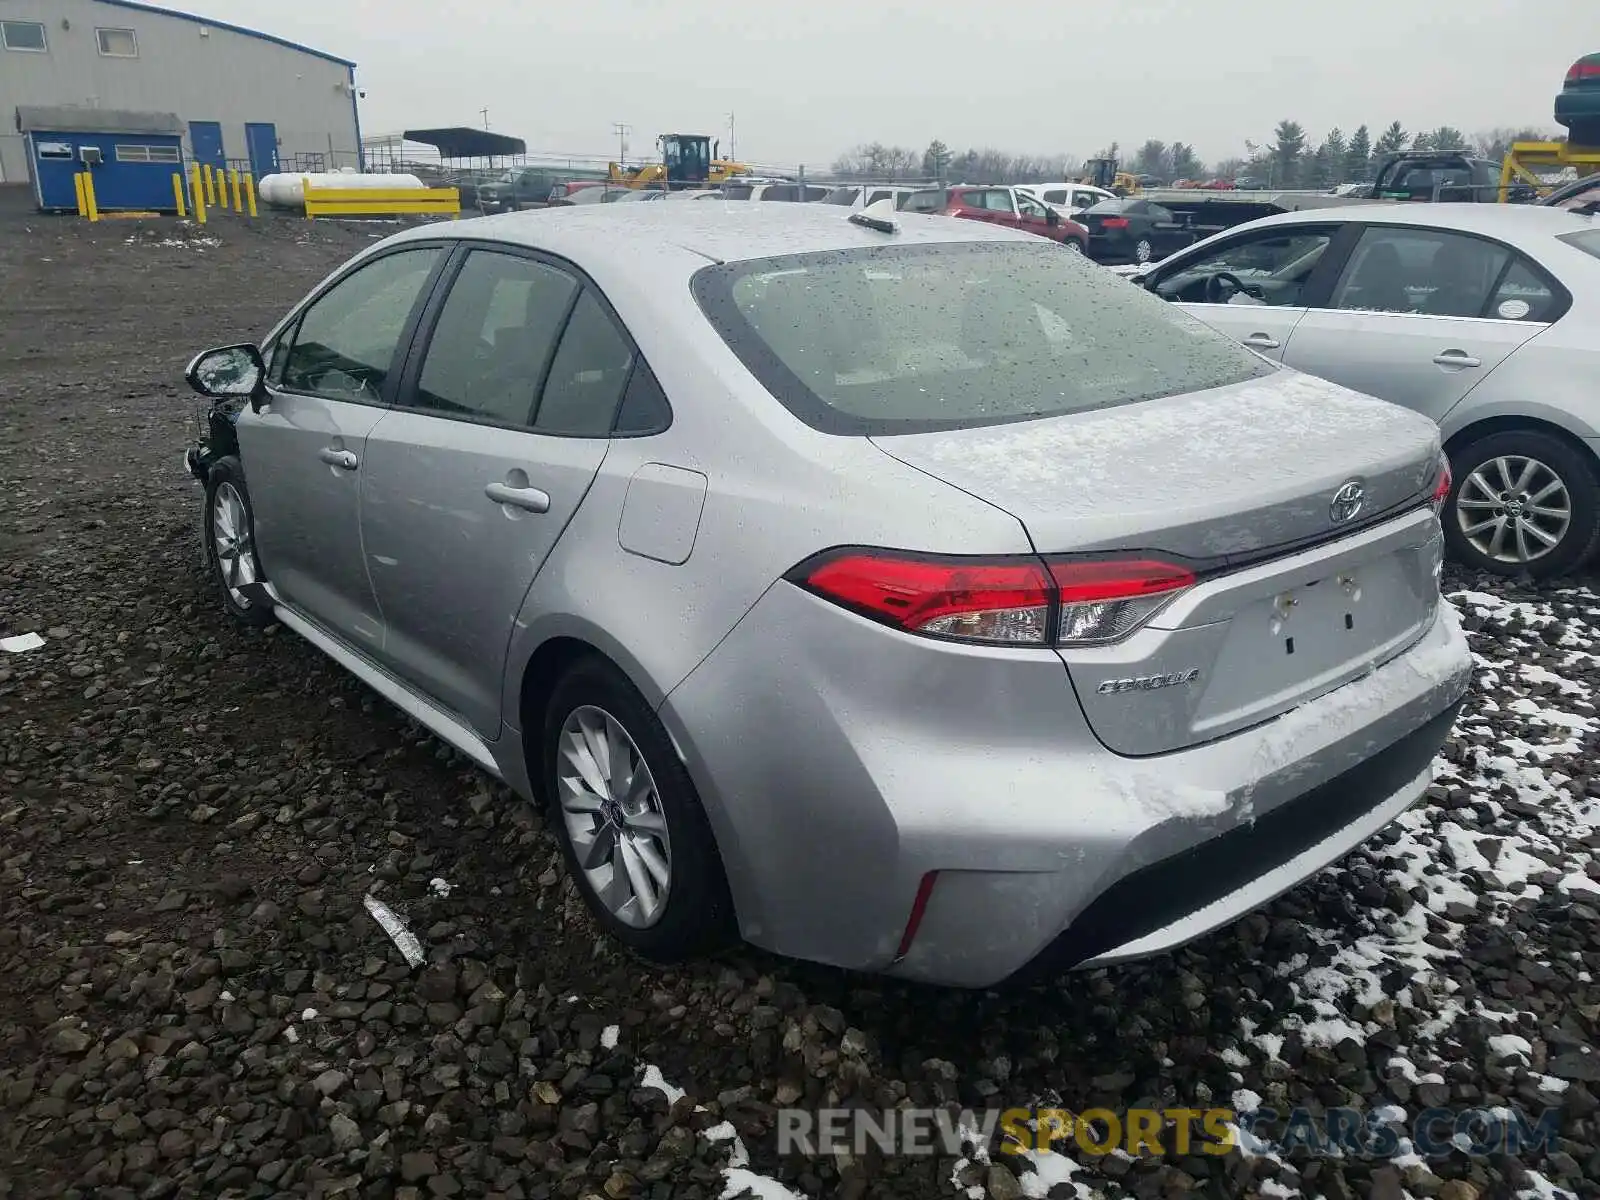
[1455,455,1572,566]
[557,705,673,928]
[211,482,258,607]
[1135,238,1154,263]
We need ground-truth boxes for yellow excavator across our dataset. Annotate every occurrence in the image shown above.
[607,133,752,190]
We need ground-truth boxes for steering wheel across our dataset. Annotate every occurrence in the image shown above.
[1203,271,1256,303]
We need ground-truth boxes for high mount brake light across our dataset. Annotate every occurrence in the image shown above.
[792,551,1196,647]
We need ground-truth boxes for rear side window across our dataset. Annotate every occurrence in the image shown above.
[823,186,860,205]
[691,241,1276,435]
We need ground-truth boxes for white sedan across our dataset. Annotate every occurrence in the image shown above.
[1131,203,1600,578]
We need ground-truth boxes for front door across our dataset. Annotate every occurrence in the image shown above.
[189,121,225,169]
[1146,223,1347,362]
[244,122,279,178]
[359,246,635,737]
[237,244,448,647]
[1279,224,1551,423]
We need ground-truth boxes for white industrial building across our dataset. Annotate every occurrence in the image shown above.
[0,0,361,187]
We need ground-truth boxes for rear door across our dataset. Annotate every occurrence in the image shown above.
[1145,223,1351,361]
[1279,224,1557,423]
[1014,191,1060,241]
[357,245,638,738]
[240,243,449,649]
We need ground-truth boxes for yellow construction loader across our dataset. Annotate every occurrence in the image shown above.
[607,133,751,190]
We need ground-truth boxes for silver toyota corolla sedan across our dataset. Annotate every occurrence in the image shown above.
[181,202,1471,988]
[1133,203,1600,579]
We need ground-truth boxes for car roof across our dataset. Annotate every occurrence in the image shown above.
[1246,202,1600,242]
[387,199,1039,268]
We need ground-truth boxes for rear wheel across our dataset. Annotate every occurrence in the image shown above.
[1442,430,1600,579]
[541,656,736,962]
[1134,237,1154,264]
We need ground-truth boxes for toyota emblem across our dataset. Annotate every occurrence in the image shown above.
[1330,480,1365,524]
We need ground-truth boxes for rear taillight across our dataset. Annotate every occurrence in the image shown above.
[798,553,1052,644]
[791,551,1195,647]
[1431,456,1452,513]
[1568,58,1600,81]
[1050,559,1196,644]
[1101,217,1130,229]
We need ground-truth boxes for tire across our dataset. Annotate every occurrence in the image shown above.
[1441,429,1600,580]
[541,655,736,962]
[202,456,275,628]
[1065,238,1085,254]
[1134,237,1154,264]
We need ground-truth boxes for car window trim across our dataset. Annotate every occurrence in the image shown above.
[388,238,671,440]
[1314,222,1571,324]
[272,241,455,409]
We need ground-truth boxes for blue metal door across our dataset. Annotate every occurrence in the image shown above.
[244,123,279,178]
[190,121,225,168]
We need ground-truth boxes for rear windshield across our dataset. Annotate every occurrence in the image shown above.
[1558,229,1600,258]
[690,240,1276,435]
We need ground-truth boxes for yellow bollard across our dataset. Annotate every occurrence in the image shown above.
[229,169,241,213]
[204,164,217,207]
[190,163,207,225]
[244,173,257,218]
[83,172,100,222]
[74,172,88,218]
[172,173,188,218]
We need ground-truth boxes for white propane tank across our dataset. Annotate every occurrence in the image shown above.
[256,172,425,210]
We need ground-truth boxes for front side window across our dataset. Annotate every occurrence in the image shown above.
[1153,228,1334,306]
[2,20,47,51]
[97,27,138,56]
[412,250,578,426]
[692,240,1276,436]
[1016,194,1049,219]
[281,247,444,403]
[1328,227,1510,318]
[533,291,637,436]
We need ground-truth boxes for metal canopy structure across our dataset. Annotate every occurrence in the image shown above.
[402,127,526,160]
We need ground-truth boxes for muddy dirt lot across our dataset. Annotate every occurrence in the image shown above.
[2,188,1598,1200]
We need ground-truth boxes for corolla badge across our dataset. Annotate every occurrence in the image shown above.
[1097,668,1200,695]
[1329,479,1366,524]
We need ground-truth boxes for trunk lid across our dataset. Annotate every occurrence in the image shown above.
[871,369,1445,756]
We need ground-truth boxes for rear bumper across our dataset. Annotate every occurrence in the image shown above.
[658,584,1472,989]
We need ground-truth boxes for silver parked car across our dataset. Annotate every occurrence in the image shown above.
[181,204,1470,988]
[1134,203,1600,578]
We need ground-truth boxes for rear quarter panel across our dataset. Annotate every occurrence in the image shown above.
[1438,295,1600,446]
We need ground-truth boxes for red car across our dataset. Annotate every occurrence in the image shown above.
[899,186,1088,251]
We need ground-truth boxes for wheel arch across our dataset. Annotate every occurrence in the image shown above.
[1442,412,1600,477]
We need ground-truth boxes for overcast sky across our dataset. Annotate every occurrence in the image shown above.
[202,0,1598,169]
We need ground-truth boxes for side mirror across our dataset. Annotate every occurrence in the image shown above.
[185,343,266,407]
[1046,207,1060,225]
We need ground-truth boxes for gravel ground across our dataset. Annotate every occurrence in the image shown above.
[2,192,1597,1200]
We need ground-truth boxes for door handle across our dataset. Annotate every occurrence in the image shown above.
[1242,333,1280,349]
[1432,350,1482,368]
[485,482,551,513]
[318,448,358,470]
